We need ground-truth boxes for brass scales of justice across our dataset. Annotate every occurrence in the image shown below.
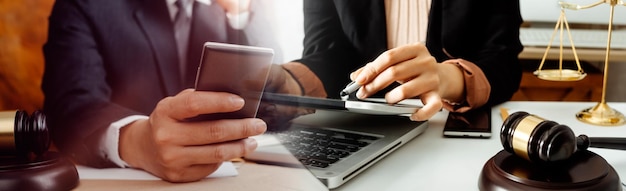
[534,0,626,126]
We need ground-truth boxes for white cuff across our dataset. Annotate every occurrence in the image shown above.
[99,115,149,168]
[226,11,250,30]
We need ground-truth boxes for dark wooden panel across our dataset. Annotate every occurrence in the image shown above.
[0,0,54,113]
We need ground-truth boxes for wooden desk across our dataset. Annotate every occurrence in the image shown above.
[76,162,328,191]
[515,46,624,102]
[74,102,626,190]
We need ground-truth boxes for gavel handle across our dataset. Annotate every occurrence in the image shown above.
[578,135,626,150]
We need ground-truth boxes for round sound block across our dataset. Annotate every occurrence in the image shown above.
[0,152,79,191]
[479,150,622,191]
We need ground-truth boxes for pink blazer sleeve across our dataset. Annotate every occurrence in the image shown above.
[441,59,491,113]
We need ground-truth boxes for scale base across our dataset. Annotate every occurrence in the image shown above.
[0,152,79,191]
[576,102,626,126]
[479,150,622,191]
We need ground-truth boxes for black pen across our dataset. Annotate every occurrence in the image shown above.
[339,81,362,97]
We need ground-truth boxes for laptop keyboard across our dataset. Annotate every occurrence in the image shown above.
[273,127,380,168]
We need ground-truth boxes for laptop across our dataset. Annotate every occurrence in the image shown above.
[191,42,426,188]
[245,93,428,189]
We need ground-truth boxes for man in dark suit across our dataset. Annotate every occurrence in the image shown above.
[290,0,524,121]
[42,0,304,182]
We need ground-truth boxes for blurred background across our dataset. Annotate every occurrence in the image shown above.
[0,0,299,113]
[0,0,624,114]
[0,0,53,113]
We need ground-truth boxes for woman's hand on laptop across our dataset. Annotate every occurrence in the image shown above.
[349,43,464,121]
[118,89,266,182]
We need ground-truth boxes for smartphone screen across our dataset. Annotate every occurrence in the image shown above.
[193,42,274,120]
[443,107,492,138]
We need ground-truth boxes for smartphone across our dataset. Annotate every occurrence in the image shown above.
[443,107,492,138]
[192,42,274,120]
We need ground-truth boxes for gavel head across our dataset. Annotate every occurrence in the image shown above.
[500,111,578,163]
[0,110,49,156]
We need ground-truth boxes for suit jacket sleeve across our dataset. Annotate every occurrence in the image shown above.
[428,0,524,107]
[295,0,382,98]
[42,0,142,168]
[476,0,523,107]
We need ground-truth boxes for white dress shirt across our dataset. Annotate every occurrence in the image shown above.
[385,0,431,49]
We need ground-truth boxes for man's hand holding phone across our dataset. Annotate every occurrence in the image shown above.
[118,89,266,183]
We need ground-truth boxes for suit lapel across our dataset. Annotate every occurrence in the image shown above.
[334,0,387,61]
[134,0,182,95]
[439,0,471,58]
[183,1,229,87]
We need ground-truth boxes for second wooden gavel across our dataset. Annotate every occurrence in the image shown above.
[500,111,626,163]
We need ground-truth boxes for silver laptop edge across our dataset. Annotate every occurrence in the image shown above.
[246,110,428,189]
[319,122,428,189]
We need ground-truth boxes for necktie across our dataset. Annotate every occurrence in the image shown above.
[174,0,192,79]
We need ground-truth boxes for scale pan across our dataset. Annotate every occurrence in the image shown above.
[533,69,586,81]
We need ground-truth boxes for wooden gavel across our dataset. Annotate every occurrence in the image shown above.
[0,110,49,156]
[500,111,626,163]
